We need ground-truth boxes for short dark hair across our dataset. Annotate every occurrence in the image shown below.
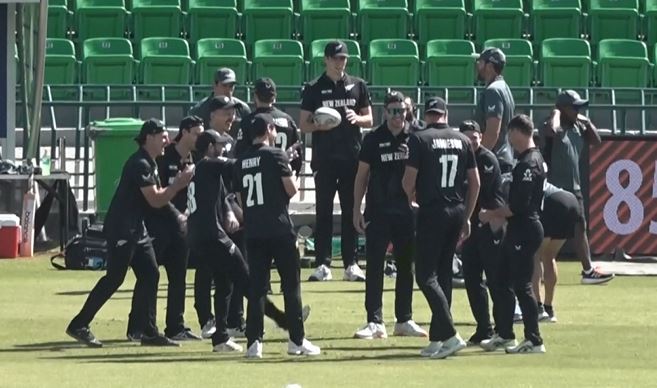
[508,114,534,136]
[249,113,275,139]
[175,115,203,142]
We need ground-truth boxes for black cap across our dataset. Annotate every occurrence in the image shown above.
[214,67,237,84]
[384,91,405,106]
[459,120,481,133]
[324,40,349,58]
[424,97,446,114]
[254,77,277,99]
[195,129,231,153]
[175,115,204,141]
[478,47,506,67]
[250,113,275,137]
[556,90,589,108]
[134,118,166,143]
[209,95,236,112]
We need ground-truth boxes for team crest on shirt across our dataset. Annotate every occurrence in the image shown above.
[379,142,391,148]
[345,84,355,91]
[321,89,332,95]
[522,168,533,182]
[483,164,494,173]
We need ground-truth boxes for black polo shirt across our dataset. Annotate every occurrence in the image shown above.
[509,147,547,222]
[189,93,251,138]
[475,145,506,213]
[235,143,294,239]
[103,147,160,241]
[406,123,476,208]
[155,143,195,213]
[359,122,412,219]
[300,72,371,169]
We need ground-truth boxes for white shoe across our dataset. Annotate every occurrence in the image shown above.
[480,334,517,352]
[245,340,263,359]
[393,320,428,337]
[343,263,366,281]
[431,333,467,359]
[288,338,321,356]
[201,318,216,339]
[227,326,246,338]
[302,305,311,322]
[420,341,443,357]
[513,302,523,322]
[538,310,550,322]
[212,339,243,352]
[308,264,333,281]
[354,322,388,339]
[505,339,546,354]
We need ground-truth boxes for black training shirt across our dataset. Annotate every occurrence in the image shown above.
[359,122,412,218]
[156,143,195,212]
[301,72,371,169]
[509,147,547,222]
[475,146,506,214]
[236,143,294,239]
[406,123,476,208]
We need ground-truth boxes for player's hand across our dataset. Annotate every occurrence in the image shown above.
[225,212,240,234]
[174,164,195,188]
[478,209,490,224]
[345,108,359,125]
[353,211,368,235]
[459,219,471,242]
[177,213,188,233]
[286,145,299,161]
[398,142,409,157]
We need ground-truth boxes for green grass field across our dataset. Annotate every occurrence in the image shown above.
[1,256,656,388]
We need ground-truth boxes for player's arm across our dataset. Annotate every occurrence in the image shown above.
[402,134,421,203]
[346,83,373,128]
[543,109,561,137]
[482,162,532,221]
[352,161,370,234]
[140,162,194,208]
[299,84,331,133]
[481,89,504,150]
[461,145,480,241]
[578,115,602,146]
[274,149,298,198]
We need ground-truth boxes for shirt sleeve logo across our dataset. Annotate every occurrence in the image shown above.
[487,105,496,112]
[345,84,356,92]
[484,164,494,173]
[522,168,533,182]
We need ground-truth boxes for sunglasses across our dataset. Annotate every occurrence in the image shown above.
[387,108,406,116]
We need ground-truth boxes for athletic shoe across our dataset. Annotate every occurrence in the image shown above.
[66,325,103,348]
[544,305,558,323]
[308,264,332,281]
[384,261,397,279]
[170,329,202,341]
[141,334,180,347]
[354,322,388,339]
[420,341,443,357]
[246,340,263,359]
[212,339,243,353]
[505,339,546,354]
[302,305,311,322]
[126,332,143,342]
[538,305,550,322]
[480,334,517,351]
[393,320,428,337]
[288,338,321,356]
[227,326,246,338]
[467,331,493,346]
[343,263,366,282]
[581,268,615,285]
[431,333,467,359]
[201,317,216,339]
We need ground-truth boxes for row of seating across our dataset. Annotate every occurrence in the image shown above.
[44,37,653,92]
[48,0,657,47]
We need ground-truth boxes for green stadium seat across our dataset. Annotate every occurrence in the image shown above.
[484,39,533,86]
[82,38,135,100]
[195,38,248,85]
[368,39,419,92]
[531,0,581,42]
[415,0,467,45]
[424,39,475,88]
[131,0,183,44]
[358,0,409,46]
[588,0,639,44]
[252,39,304,100]
[473,0,524,46]
[242,0,294,47]
[540,38,591,87]
[308,39,362,79]
[47,0,71,38]
[45,38,77,85]
[187,0,239,43]
[597,39,649,87]
[645,0,657,48]
[75,0,128,42]
[139,37,193,99]
[300,0,351,43]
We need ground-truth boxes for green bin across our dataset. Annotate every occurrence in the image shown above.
[90,118,145,220]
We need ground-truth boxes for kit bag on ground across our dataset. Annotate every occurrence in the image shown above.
[51,224,107,270]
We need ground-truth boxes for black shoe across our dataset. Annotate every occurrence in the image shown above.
[66,325,103,348]
[126,331,143,342]
[141,333,181,347]
[169,328,202,341]
[467,331,493,346]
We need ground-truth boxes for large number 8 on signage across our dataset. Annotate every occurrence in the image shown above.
[603,159,657,235]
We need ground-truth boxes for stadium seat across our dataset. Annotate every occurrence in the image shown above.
[358,0,410,46]
[139,37,193,99]
[597,39,649,87]
[187,0,239,43]
[424,39,475,87]
[131,0,183,44]
[75,0,128,42]
[82,38,135,84]
[195,38,248,85]
[368,39,419,91]
[252,39,304,100]
[540,38,591,87]
[645,0,657,48]
[309,39,362,79]
[45,38,77,85]
[588,0,639,44]
[300,0,352,43]
[531,0,581,42]
[47,0,71,38]
[415,0,467,45]
[473,0,524,46]
[242,0,294,47]
[483,39,533,86]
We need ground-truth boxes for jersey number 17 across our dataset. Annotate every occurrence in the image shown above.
[439,154,458,188]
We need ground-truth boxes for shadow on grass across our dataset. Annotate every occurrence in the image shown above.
[0,340,129,353]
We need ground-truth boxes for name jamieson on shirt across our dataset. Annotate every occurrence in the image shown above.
[432,138,464,150]
[242,156,261,169]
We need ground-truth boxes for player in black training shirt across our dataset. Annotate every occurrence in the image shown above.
[236,113,320,358]
[402,97,480,359]
[479,114,547,354]
[299,40,373,282]
[127,116,203,342]
[67,119,193,348]
[235,77,303,175]
[458,120,508,346]
[352,91,428,340]
[187,129,291,353]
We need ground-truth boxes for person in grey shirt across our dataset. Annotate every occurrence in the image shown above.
[542,90,614,285]
[475,48,516,174]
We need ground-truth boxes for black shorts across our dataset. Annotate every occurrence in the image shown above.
[541,190,581,239]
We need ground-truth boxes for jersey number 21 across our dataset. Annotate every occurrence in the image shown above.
[242,173,264,207]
